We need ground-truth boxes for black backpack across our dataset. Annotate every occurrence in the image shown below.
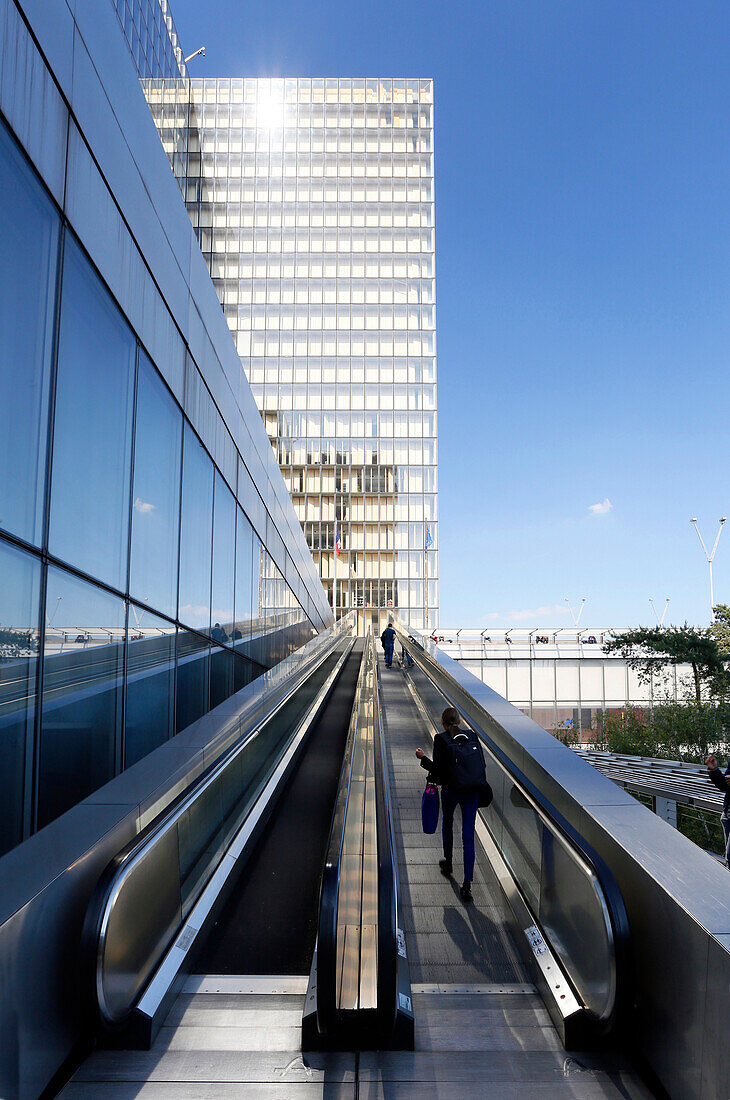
[449,728,487,792]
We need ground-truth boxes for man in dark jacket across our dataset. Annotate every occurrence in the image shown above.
[416,706,482,902]
[381,622,396,667]
[706,754,730,868]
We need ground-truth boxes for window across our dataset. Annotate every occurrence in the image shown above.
[234,508,254,649]
[178,425,214,632]
[38,569,126,828]
[125,610,176,767]
[130,353,182,618]
[49,237,136,590]
[0,540,40,853]
[211,473,235,643]
[0,120,59,547]
[176,628,209,733]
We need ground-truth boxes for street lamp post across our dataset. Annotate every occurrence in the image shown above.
[649,597,670,626]
[690,517,726,618]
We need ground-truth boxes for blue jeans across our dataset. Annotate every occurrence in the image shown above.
[441,788,478,882]
[384,642,394,666]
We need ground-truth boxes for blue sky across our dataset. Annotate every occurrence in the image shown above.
[171,0,730,628]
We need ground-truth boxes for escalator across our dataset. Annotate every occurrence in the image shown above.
[77,623,410,1065]
[194,641,363,975]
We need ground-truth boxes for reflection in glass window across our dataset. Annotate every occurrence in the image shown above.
[125,609,176,768]
[176,628,209,733]
[0,539,41,854]
[49,237,136,590]
[210,645,233,709]
[0,120,60,547]
[234,508,254,652]
[38,568,126,828]
[130,354,182,619]
[178,424,213,632]
[211,473,235,644]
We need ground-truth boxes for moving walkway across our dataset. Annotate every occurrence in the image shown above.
[57,618,730,1099]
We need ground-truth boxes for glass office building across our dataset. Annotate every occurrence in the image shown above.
[145,77,439,634]
[0,0,330,857]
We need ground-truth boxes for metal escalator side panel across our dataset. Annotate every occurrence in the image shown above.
[84,630,353,1038]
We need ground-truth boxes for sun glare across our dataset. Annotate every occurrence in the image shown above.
[256,95,284,129]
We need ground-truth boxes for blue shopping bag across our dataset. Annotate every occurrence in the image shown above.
[421,781,440,834]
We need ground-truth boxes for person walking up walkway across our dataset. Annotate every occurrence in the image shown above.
[381,621,396,668]
[706,754,730,868]
[416,706,487,903]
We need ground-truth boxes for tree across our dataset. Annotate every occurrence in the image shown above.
[603,624,729,703]
[710,604,730,657]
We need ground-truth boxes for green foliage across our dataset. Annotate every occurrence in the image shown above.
[594,701,730,763]
[710,604,730,657]
[604,624,729,702]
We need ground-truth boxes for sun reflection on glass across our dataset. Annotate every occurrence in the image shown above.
[256,96,284,128]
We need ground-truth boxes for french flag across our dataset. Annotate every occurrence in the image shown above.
[335,519,341,556]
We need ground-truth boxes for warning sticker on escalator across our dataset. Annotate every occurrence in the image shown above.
[524,924,548,957]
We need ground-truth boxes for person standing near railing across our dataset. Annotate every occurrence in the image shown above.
[416,706,489,904]
[705,754,730,868]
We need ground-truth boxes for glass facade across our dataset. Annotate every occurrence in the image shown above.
[145,76,439,634]
[0,114,316,855]
[113,0,187,80]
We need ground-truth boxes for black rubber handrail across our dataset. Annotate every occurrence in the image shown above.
[315,644,365,1035]
[372,647,399,1038]
[397,625,632,1037]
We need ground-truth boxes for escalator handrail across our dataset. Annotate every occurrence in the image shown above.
[316,633,400,1040]
[315,637,369,1034]
[372,638,399,1036]
[394,620,631,1034]
[84,622,353,1029]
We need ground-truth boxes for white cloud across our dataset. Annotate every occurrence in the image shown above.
[588,498,613,515]
[134,497,156,514]
[507,604,569,622]
[483,612,500,622]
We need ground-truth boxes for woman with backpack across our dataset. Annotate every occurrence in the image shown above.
[415,706,489,904]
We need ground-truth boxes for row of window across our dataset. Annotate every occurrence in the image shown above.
[194,226,436,253]
[185,159,434,181]
[286,465,438,492]
[294,496,437,523]
[185,181,433,204]
[187,77,433,105]
[269,412,437,437]
[199,206,435,229]
[320,578,438,610]
[245,337,436,361]
[247,357,437,380]
[259,386,437,415]
[200,246,435,280]
[303,520,438,551]
[210,277,435,303]
[274,438,438,462]
[176,99,433,122]
[225,306,436,328]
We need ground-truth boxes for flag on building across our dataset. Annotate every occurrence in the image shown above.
[424,523,433,552]
[335,519,341,556]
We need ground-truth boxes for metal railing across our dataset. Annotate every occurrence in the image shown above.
[394,619,630,1039]
[82,614,355,1042]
